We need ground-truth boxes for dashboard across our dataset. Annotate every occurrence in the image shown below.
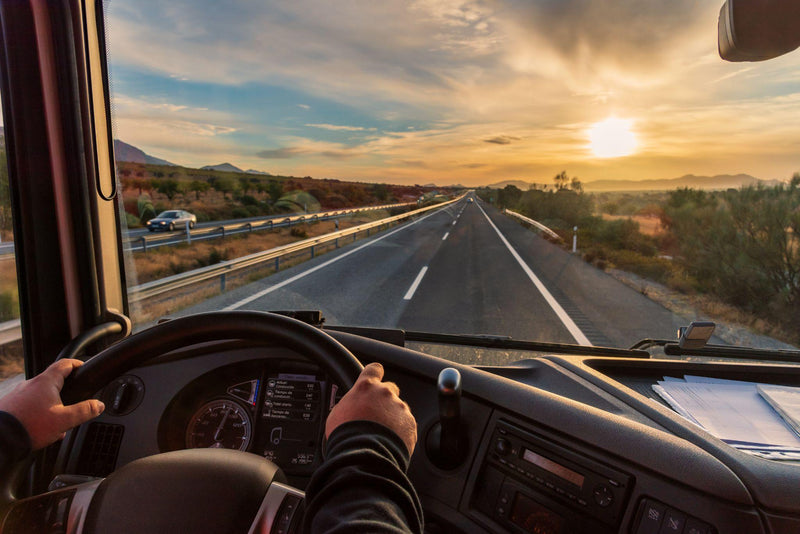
[54,331,800,534]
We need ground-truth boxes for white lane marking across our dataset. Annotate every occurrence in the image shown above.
[477,204,592,346]
[452,220,457,226]
[442,232,449,241]
[224,208,444,310]
[403,266,428,300]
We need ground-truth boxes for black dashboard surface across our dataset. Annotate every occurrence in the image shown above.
[62,332,800,533]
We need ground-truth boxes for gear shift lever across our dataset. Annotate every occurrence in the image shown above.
[426,367,467,469]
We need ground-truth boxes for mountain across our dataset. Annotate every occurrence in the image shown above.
[113,139,175,166]
[201,162,244,173]
[581,174,774,192]
[485,180,535,190]
[485,174,782,192]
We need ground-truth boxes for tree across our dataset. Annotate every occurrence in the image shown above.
[554,171,569,190]
[267,181,284,203]
[212,176,238,199]
[188,180,210,200]
[156,179,180,201]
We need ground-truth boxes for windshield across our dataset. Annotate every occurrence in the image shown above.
[105,1,800,363]
[156,211,179,219]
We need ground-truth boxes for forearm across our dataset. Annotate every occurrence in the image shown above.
[0,411,31,470]
[302,420,423,533]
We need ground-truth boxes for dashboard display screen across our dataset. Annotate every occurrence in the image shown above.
[257,373,325,469]
[522,448,585,489]
[510,493,564,534]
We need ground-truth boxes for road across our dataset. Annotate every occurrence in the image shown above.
[174,196,691,357]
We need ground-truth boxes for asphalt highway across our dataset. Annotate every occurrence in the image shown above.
[176,196,689,352]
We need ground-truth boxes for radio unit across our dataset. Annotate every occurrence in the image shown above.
[477,420,632,532]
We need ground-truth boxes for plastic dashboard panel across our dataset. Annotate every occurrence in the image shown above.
[59,332,800,533]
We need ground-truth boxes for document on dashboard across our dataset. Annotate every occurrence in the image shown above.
[652,378,800,450]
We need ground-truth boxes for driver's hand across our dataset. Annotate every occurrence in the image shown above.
[325,363,417,455]
[0,359,105,450]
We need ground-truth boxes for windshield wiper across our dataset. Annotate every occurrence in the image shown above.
[631,339,800,364]
[325,325,649,358]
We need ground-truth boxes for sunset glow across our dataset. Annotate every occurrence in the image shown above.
[588,118,637,158]
[104,1,800,186]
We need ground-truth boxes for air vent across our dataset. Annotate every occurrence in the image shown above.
[77,423,124,477]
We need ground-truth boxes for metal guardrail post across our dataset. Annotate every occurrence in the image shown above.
[275,257,280,271]
[141,236,147,253]
[247,223,253,232]
[220,226,226,238]
[311,246,315,258]
[186,221,192,244]
[335,238,339,248]
[220,273,226,292]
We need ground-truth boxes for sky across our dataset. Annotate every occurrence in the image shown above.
[105,0,800,187]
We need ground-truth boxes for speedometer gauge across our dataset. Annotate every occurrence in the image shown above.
[185,399,253,451]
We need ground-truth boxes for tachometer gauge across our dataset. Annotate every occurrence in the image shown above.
[185,399,252,451]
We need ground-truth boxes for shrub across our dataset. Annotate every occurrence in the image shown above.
[0,290,18,321]
[137,195,156,223]
[125,212,141,228]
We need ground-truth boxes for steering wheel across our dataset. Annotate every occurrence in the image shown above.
[3,311,363,534]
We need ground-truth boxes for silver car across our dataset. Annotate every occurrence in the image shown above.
[146,210,197,232]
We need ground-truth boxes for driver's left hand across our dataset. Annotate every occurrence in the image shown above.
[0,359,105,450]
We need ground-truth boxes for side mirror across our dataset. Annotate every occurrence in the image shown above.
[718,0,800,62]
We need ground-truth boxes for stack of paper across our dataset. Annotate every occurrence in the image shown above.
[652,376,800,461]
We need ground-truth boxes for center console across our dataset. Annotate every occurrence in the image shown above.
[472,420,632,534]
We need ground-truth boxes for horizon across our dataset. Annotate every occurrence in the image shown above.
[105,1,800,187]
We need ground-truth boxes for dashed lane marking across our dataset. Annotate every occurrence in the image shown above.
[403,266,428,300]
[224,208,445,310]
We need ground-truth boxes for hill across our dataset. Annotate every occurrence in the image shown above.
[485,180,534,190]
[114,139,175,166]
[201,163,245,173]
[581,174,775,191]
[486,174,783,192]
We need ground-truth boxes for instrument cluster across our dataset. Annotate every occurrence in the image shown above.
[158,359,337,476]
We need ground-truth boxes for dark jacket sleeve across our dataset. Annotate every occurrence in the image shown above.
[302,420,423,533]
[0,411,31,469]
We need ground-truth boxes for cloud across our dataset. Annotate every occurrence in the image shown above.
[256,147,308,159]
[306,123,376,132]
[483,135,520,145]
[104,1,800,186]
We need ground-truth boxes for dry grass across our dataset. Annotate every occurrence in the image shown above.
[132,213,388,284]
[0,340,24,380]
[601,214,664,236]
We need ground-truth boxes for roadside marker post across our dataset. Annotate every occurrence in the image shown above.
[186,221,192,244]
[572,226,577,253]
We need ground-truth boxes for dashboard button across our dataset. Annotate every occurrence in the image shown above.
[657,509,685,533]
[495,437,511,455]
[593,484,614,507]
[683,518,712,534]
[635,500,666,534]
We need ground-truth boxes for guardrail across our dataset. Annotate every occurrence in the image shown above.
[0,197,461,347]
[127,202,416,252]
[504,209,562,241]
[129,197,461,304]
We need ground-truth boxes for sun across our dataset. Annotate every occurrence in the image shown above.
[588,117,637,158]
